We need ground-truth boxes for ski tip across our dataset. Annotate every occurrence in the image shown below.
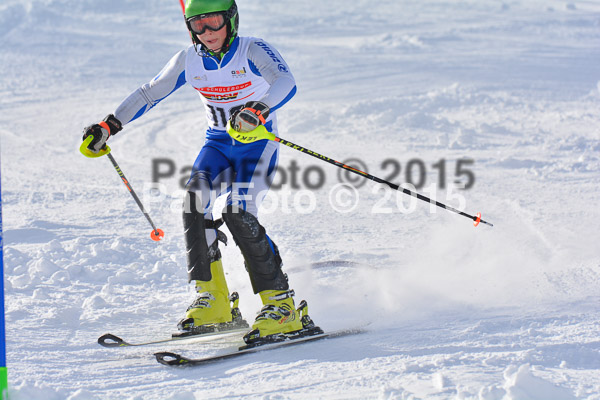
[155,352,188,366]
[98,333,128,348]
[150,228,165,241]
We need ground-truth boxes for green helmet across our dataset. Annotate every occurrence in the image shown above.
[184,0,239,55]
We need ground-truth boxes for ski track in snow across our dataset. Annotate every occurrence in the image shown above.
[1,0,599,398]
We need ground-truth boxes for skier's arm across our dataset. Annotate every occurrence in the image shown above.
[247,40,297,112]
[113,50,187,126]
[81,50,187,155]
[229,40,297,133]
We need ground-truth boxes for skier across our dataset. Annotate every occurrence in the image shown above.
[81,0,317,344]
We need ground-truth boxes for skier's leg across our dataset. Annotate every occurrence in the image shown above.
[179,142,245,331]
[222,205,303,340]
[222,205,288,293]
[223,140,304,340]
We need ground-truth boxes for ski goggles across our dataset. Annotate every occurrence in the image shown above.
[188,13,227,35]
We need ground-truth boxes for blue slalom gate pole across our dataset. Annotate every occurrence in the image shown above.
[0,146,7,398]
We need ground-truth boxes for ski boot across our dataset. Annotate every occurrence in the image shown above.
[176,259,248,337]
[243,289,323,345]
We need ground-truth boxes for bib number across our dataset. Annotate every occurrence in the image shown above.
[207,104,245,128]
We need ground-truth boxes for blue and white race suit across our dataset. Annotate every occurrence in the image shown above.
[112,37,296,247]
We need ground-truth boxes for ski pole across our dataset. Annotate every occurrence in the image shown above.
[106,153,165,241]
[227,123,493,227]
[80,137,165,240]
[80,131,165,241]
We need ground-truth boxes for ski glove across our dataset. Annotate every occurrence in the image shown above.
[82,114,122,153]
[229,101,270,133]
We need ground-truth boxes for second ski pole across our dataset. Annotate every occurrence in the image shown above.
[226,123,493,227]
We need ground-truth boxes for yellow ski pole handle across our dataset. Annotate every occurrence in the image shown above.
[226,122,276,143]
[228,124,493,227]
[79,135,111,158]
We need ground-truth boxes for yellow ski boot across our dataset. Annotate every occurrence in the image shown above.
[243,289,321,344]
[177,259,248,335]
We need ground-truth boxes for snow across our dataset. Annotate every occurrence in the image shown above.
[1,0,599,398]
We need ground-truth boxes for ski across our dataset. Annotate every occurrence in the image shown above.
[154,327,366,367]
[99,291,251,348]
[98,327,249,348]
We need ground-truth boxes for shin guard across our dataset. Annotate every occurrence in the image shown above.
[183,191,221,282]
[222,205,288,293]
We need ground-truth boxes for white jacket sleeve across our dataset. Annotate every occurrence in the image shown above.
[247,40,297,111]
[114,50,187,125]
